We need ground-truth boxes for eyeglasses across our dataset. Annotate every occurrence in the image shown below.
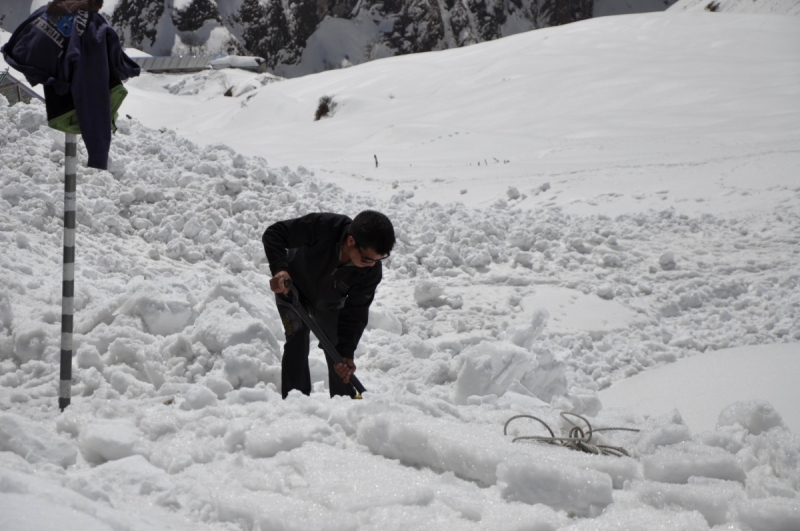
[356,245,389,265]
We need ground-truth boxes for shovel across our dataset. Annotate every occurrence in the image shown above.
[283,279,366,398]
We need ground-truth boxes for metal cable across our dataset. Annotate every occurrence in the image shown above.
[504,412,640,457]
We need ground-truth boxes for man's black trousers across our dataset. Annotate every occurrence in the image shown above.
[275,294,354,399]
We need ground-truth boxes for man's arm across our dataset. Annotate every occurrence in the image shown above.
[263,213,347,273]
[263,213,348,294]
[263,215,314,274]
[336,266,382,359]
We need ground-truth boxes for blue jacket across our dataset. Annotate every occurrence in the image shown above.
[2,6,140,169]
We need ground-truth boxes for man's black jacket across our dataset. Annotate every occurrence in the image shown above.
[262,213,382,359]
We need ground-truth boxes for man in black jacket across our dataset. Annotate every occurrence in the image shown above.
[262,211,395,398]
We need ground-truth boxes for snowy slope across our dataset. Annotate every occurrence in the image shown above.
[600,343,800,433]
[669,0,800,15]
[123,13,800,215]
[1,9,800,531]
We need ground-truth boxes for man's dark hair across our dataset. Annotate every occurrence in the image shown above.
[350,210,395,256]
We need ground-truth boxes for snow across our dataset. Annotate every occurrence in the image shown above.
[124,48,152,58]
[0,412,77,467]
[599,343,800,433]
[670,0,800,16]
[1,8,799,531]
[641,441,746,484]
[123,13,800,217]
[276,13,391,78]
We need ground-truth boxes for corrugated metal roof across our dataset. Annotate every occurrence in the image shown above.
[132,55,267,73]
[0,70,44,105]
[132,56,214,73]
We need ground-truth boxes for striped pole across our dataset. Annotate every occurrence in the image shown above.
[59,133,77,412]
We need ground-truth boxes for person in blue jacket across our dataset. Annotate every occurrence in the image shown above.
[2,0,140,170]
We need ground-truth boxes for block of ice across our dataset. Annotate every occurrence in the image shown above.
[642,442,746,484]
[497,456,613,517]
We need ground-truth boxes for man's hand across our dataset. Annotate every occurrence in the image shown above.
[270,271,291,294]
[335,358,356,384]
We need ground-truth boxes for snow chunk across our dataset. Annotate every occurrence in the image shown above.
[414,280,445,306]
[504,308,548,351]
[76,344,104,371]
[16,107,47,133]
[636,421,693,455]
[497,456,613,517]
[453,341,566,404]
[357,413,507,486]
[192,298,277,354]
[717,400,785,435]
[0,413,77,468]
[12,321,50,363]
[0,493,116,531]
[181,384,218,410]
[596,283,615,300]
[0,288,13,333]
[561,504,709,531]
[246,416,335,458]
[633,479,745,527]
[202,375,234,398]
[80,419,144,464]
[367,306,402,335]
[734,497,800,531]
[659,251,677,271]
[642,442,746,484]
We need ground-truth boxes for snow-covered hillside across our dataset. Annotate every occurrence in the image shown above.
[0,0,679,77]
[123,13,800,215]
[1,9,799,531]
[669,0,800,15]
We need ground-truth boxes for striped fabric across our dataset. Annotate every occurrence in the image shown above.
[59,133,77,411]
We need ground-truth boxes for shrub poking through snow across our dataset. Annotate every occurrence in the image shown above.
[314,95,337,120]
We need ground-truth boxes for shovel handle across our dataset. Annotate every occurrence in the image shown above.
[283,279,366,396]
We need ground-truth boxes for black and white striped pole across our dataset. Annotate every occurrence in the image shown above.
[59,133,77,412]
